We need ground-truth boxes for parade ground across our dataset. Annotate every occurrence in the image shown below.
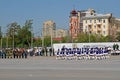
[0,56,120,80]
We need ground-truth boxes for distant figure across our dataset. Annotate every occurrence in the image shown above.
[113,44,116,50]
[113,44,119,50]
[49,48,52,56]
[116,44,119,50]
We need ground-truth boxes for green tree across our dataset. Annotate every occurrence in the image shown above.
[7,22,21,48]
[76,33,89,42]
[116,32,120,41]
[44,36,51,47]
[33,37,42,47]
[16,20,33,48]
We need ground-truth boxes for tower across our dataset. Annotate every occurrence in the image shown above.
[69,9,79,40]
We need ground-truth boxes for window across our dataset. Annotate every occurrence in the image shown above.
[94,20,96,23]
[98,19,101,22]
[89,25,92,29]
[85,26,87,32]
[74,22,76,26]
[103,31,106,34]
[74,29,77,33]
[98,25,101,28]
[86,26,87,29]
[90,20,92,23]
[94,26,96,29]
[103,19,105,23]
[103,25,105,29]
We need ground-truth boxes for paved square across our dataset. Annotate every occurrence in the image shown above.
[0,56,120,80]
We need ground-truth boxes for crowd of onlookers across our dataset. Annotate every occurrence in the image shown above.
[0,47,55,59]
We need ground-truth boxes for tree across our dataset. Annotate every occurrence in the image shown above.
[0,26,2,48]
[44,36,51,47]
[6,20,33,48]
[33,37,42,47]
[116,32,120,41]
[7,22,21,48]
[0,26,2,39]
[16,20,33,48]
[76,33,89,42]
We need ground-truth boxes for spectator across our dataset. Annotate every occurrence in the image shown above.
[116,44,119,50]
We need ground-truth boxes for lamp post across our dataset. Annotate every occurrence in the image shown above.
[51,28,53,55]
[0,37,2,48]
[89,31,90,43]
[0,26,2,48]
[6,33,8,48]
[42,29,44,48]
[88,26,90,43]
[31,27,33,48]
[12,28,15,49]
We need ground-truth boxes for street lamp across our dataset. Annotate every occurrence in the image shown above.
[88,26,90,43]
[6,33,8,48]
[51,28,53,55]
[42,28,44,48]
[31,27,33,48]
[89,31,90,43]
[0,36,2,48]
[12,28,15,49]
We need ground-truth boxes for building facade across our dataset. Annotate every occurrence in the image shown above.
[69,9,79,39]
[69,9,96,38]
[83,13,112,36]
[69,8,120,39]
[56,29,69,38]
[43,20,56,38]
[77,9,96,32]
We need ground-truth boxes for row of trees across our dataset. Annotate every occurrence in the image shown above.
[0,19,120,48]
[0,20,34,48]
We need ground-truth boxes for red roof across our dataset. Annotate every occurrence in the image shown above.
[53,37,62,41]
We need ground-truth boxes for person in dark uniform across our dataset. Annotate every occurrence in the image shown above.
[49,48,52,56]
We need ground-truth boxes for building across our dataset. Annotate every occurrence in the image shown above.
[43,20,56,38]
[83,13,112,36]
[69,9,95,38]
[56,29,69,38]
[69,8,120,39]
[77,9,96,32]
[109,17,120,41]
[69,9,79,39]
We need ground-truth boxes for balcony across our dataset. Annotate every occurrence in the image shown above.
[97,30,102,34]
[96,22,102,25]
[89,28,93,32]
[97,28,102,31]
[88,23,93,26]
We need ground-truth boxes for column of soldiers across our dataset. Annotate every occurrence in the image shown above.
[56,46,110,60]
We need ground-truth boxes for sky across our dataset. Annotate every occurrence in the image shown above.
[0,0,120,37]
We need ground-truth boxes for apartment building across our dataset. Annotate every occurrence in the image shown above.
[83,13,112,36]
[69,8,120,38]
[43,20,56,38]
[56,29,69,38]
[69,9,96,38]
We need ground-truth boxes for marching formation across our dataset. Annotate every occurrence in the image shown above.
[56,46,110,60]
